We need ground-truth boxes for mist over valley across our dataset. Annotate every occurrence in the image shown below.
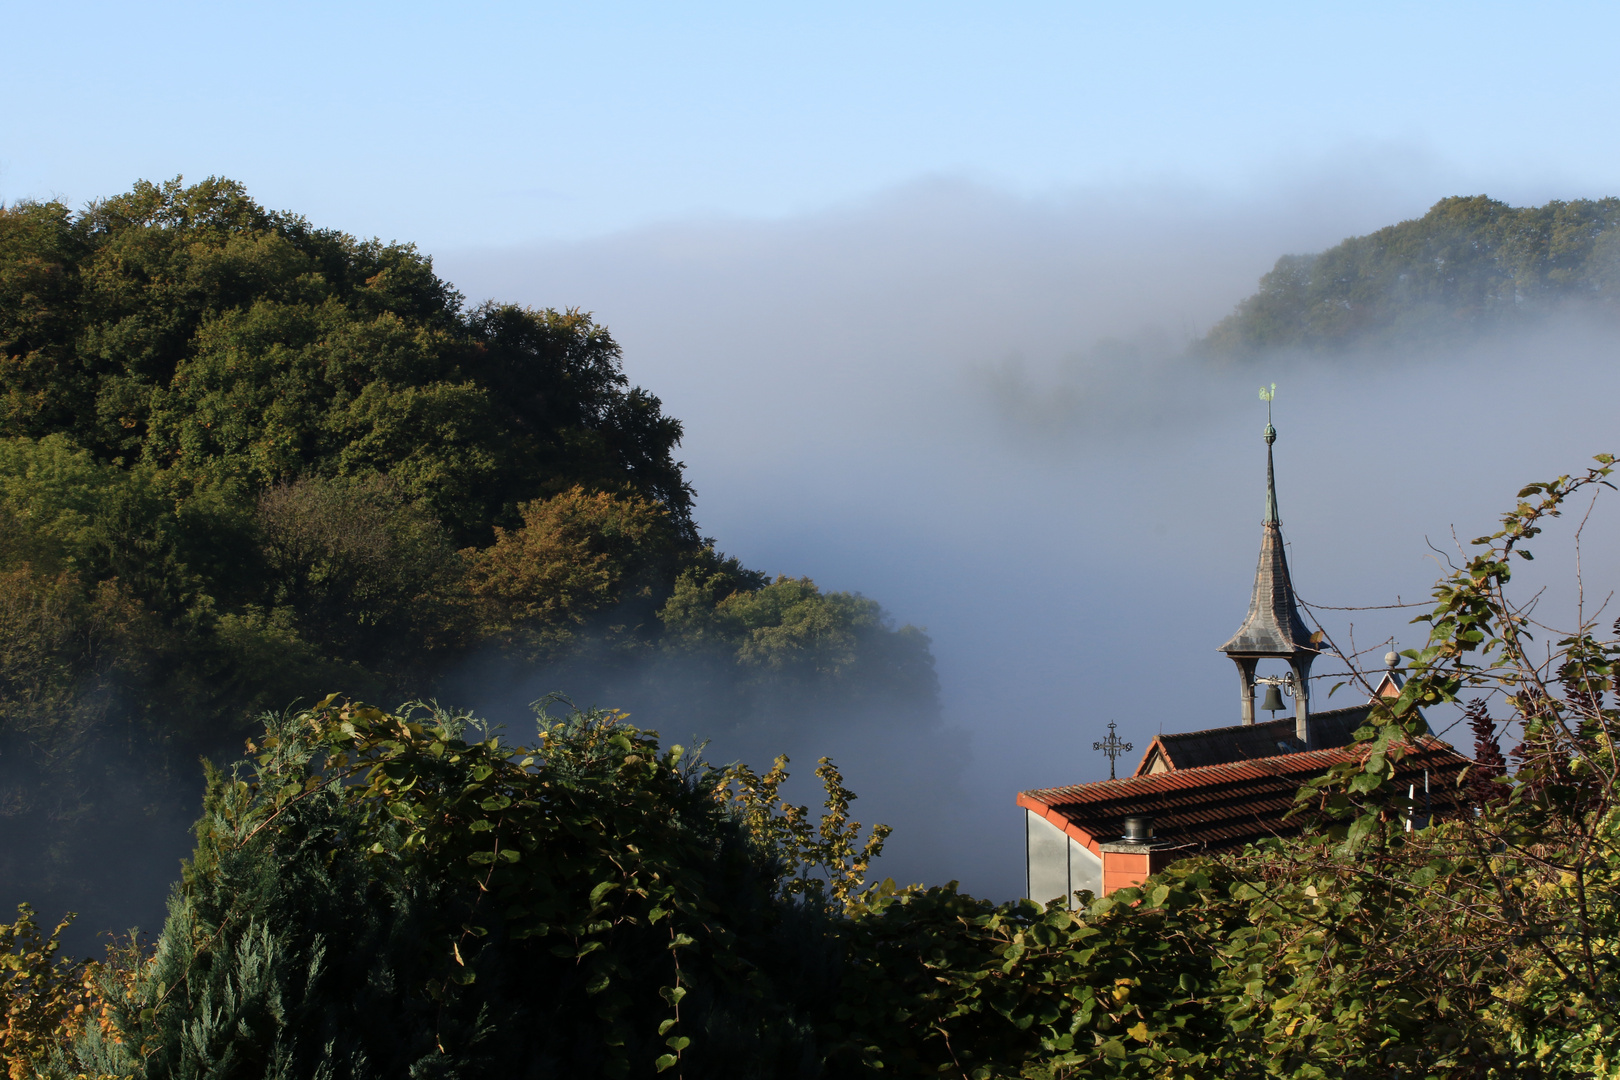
[435,173,1620,899]
[4,161,1617,963]
[3,160,1619,1077]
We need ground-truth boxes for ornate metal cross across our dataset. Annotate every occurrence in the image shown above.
[1094,721,1133,780]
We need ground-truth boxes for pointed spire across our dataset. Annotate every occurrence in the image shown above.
[1221,392,1318,741]
[1220,418,1312,658]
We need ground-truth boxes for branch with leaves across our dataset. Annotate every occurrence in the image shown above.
[721,754,891,913]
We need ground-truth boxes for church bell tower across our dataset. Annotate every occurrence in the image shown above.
[1219,399,1318,746]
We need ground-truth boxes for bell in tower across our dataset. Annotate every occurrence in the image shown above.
[1218,387,1319,746]
[1259,682,1286,716]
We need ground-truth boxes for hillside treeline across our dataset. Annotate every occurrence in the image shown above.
[1205,194,1620,353]
[0,178,937,934]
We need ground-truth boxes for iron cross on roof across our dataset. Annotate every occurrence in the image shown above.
[1093,721,1133,780]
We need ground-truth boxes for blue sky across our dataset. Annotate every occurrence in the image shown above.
[7,1,1619,247]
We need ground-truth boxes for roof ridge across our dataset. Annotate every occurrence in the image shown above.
[1023,736,1463,803]
[1156,705,1371,744]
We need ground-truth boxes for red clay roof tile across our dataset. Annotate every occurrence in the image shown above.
[1020,736,1471,854]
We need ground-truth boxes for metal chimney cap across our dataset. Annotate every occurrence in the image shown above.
[1122,814,1154,843]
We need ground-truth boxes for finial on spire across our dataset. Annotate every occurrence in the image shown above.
[1259,384,1279,523]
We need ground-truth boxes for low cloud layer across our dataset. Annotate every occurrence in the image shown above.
[427,169,1620,898]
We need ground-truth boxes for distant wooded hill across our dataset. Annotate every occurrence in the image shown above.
[1204,195,1620,354]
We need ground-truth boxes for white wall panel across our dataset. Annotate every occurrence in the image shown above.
[1026,810,1071,906]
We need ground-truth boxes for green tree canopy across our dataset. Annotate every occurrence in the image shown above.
[1205,194,1620,354]
[0,179,942,946]
[0,177,693,542]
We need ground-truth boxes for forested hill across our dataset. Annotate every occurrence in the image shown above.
[0,176,694,542]
[1203,195,1620,354]
[0,178,938,941]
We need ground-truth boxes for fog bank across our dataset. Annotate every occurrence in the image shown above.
[439,172,1620,899]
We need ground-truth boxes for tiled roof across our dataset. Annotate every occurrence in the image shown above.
[1136,704,1392,773]
[1019,737,1472,856]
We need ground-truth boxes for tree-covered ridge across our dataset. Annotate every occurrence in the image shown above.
[0,178,939,938]
[0,175,937,702]
[0,176,691,541]
[1204,195,1620,354]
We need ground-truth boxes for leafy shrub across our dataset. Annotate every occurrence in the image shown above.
[34,699,884,1080]
[0,905,104,1080]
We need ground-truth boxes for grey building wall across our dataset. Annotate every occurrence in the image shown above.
[1025,809,1102,908]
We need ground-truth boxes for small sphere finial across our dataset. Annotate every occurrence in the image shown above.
[1385,650,1399,669]
[1263,422,1277,445]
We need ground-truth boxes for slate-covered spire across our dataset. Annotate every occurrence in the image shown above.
[1220,423,1313,657]
[1220,394,1318,741]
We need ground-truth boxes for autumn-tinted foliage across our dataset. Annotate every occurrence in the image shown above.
[0,905,103,1080]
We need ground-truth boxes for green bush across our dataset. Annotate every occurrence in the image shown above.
[61,700,867,1080]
